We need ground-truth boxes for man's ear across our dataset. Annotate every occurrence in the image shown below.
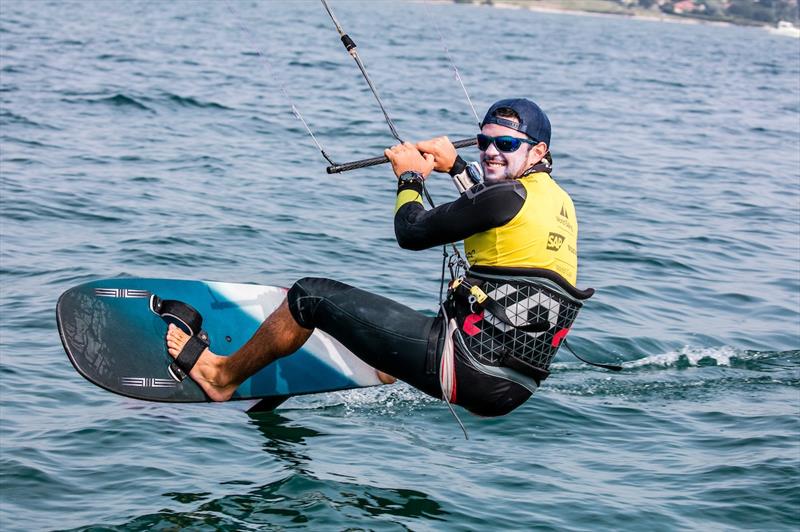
[528,142,548,165]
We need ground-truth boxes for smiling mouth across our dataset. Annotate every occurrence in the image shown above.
[484,160,506,170]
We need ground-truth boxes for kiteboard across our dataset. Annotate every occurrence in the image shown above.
[57,278,384,411]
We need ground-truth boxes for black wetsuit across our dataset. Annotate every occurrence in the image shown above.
[286,177,533,417]
[393,178,526,251]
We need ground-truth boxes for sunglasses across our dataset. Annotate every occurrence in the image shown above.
[477,133,537,153]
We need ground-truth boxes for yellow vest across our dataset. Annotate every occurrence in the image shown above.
[464,172,578,285]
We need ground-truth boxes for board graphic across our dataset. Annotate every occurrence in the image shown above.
[57,279,382,409]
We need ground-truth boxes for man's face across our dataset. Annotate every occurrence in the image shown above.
[479,122,545,181]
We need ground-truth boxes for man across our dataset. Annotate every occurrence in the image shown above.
[165,98,587,417]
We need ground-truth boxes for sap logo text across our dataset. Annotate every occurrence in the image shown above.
[547,232,565,251]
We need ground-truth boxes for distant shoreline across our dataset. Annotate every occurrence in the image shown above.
[496,1,723,26]
[448,0,789,30]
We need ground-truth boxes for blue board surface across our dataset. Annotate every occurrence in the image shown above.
[57,278,383,403]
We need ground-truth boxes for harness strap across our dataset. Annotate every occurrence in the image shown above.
[481,293,550,333]
[425,317,443,376]
[439,319,458,403]
[452,278,550,333]
[562,339,623,372]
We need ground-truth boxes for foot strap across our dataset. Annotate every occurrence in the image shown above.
[168,331,209,382]
[150,295,203,336]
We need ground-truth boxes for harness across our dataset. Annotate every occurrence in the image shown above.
[444,265,594,389]
[434,231,618,407]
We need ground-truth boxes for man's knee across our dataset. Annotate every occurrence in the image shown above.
[287,277,351,329]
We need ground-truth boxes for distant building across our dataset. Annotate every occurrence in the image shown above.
[673,1,694,13]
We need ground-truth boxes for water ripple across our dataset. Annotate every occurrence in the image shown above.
[1,2,798,531]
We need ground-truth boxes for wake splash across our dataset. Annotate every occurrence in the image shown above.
[545,347,799,399]
[624,345,741,369]
[285,382,438,416]
[553,346,799,373]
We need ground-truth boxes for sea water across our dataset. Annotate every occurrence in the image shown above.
[1,1,798,530]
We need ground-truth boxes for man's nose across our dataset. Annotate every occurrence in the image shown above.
[484,142,500,156]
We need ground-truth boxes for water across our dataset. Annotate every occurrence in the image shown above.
[1,1,798,530]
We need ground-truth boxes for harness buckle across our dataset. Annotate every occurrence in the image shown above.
[469,285,488,304]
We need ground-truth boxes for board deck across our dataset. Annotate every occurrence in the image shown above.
[57,278,383,406]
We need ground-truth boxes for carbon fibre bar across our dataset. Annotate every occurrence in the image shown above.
[326,137,478,174]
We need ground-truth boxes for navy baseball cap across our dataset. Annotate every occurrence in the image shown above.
[481,98,551,147]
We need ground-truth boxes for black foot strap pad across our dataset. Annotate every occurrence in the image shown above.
[168,331,209,382]
[151,295,204,337]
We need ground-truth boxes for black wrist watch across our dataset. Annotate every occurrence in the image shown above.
[397,170,424,186]
[448,155,468,177]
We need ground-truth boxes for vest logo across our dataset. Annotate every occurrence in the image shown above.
[556,203,575,232]
[547,232,565,251]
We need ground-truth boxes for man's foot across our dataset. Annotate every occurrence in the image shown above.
[165,324,237,402]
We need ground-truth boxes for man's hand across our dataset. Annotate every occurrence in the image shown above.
[416,136,457,173]
[384,142,435,178]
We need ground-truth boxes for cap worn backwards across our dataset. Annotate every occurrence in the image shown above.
[481,98,551,148]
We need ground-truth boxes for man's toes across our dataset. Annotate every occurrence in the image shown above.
[167,324,188,341]
[167,329,190,348]
[165,324,190,358]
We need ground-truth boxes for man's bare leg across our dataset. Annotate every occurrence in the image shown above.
[165,299,313,401]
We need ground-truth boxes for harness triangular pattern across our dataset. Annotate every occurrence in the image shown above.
[458,275,583,373]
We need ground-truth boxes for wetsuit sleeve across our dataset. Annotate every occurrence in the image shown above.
[394,180,527,250]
